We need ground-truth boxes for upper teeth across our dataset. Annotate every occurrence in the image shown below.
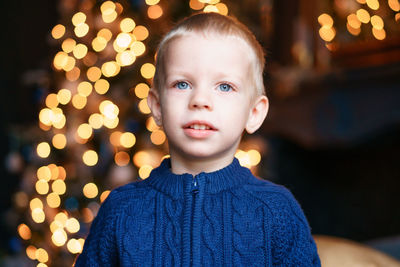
[190,124,210,130]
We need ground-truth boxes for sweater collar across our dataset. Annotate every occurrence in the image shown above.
[143,158,252,199]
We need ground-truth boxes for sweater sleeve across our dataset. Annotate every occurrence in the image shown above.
[75,190,120,267]
[270,189,321,267]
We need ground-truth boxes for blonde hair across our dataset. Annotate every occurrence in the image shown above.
[153,12,266,96]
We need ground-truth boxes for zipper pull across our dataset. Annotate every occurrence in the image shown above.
[191,175,199,194]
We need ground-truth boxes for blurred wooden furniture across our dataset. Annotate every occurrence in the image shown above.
[314,235,400,267]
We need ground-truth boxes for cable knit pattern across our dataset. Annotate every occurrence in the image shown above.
[75,158,320,267]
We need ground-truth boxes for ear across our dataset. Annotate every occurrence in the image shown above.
[245,95,269,134]
[147,89,163,126]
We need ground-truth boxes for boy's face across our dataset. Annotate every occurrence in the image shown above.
[149,34,268,172]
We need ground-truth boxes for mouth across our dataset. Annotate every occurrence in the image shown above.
[183,121,217,131]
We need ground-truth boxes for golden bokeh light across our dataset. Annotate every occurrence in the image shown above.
[37,142,51,158]
[45,93,59,109]
[35,179,49,195]
[58,166,66,180]
[100,190,111,203]
[37,262,47,267]
[216,3,228,15]
[134,83,150,99]
[46,192,61,208]
[366,0,379,10]
[97,28,113,41]
[77,81,93,97]
[371,15,384,30]
[356,0,367,3]
[116,32,133,49]
[48,164,59,180]
[72,94,87,109]
[138,98,151,114]
[235,150,251,168]
[372,27,386,40]
[146,116,159,132]
[139,165,153,179]
[51,228,67,247]
[150,130,166,145]
[26,245,37,260]
[101,1,116,13]
[103,117,119,129]
[30,198,43,210]
[99,100,119,119]
[92,36,108,52]
[67,238,83,254]
[319,26,336,42]
[39,108,52,126]
[389,0,400,11]
[73,43,88,59]
[146,0,160,5]
[62,38,76,53]
[63,56,76,72]
[35,248,49,263]
[147,5,163,19]
[94,79,110,94]
[347,14,361,29]
[66,217,80,233]
[89,113,104,129]
[52,179,67,195]
[133,25,149,41]
[101,61,121,77]
[52,113,66,129]
[77,123,93,140]
[396,13,400,22]
[32,208,45,223]
[115,151,130,166]
[116,50,136,66]
[66,67,81,81]
[356,9,370,23]
[133,150,153,167]
[140,63,156,79]
[120,132,136,148]
[54,212,68,226]
[37,166,51,181]
[51,24,66,39]
[87,66,102,82]
[82,150,98,166]
[52,133,67,149]
[72,12,87,26]
[50,220,63,233]
[18,223,32,240]
[318,13,334,27]
[82,207,94,223]
[102,10,118,23]
[131,41,146,56]
[120,18,136,32]
[74,23,89,37]
[53,51,68,70]
[110,131,122,146]
[248,149,261,166]
[204,5,219,13]
[83,182,98,198]
[190,0,205,10]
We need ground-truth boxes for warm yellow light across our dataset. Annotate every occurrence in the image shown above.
[366,0,379,10]
[52,113,66,129]
[138,99,151,114]
[89,113,104,129]
[248,149,261,166]
[94,79,110,94]
[83,182,98,198]
[115,151,130,166]
[140,63,156,79]
[30,198,43,210]
[48,164,59,180]
[77,81,93,97]
[39,108,52,126]
[66,67,81,81]
[216,3,228,15]
[45,93,59,109]
[97,28,113,41]
[147,5,163,19]
[101,61,121,77]
[116,33,133,49]
[53,51,69,70]
[150,130,166,145]
[73,43,88,59]
[99,100,119,119]
[67,238,83,254]
[63,56,76,72]
[396,13,400,22]
[74,23,89,37]
[37,262,48,267]
[130,41,146,56]
[77,123,93,139]
[347,14,361,29]
[103,117,119,129]
[65,238,82,254]
[134,83,150,99]
[146,0,160,5]
[356,9,370,23]
[102,11,118,23]
[204,4,219,13]
[372,27,386,40]
[51,24,65,39]
[52,133,67,149]
[100,190,111,203]
[54,212,68,226]
[66,217,80,233]
[133,151,153,167]
[101,1,116,14]
[120,18,136,32]
[26,245,37,260]
[37,142,51,158]
[37,166,51,181]
[235,150,251,168]
[18,223,32,240]
[72,94,87,109]
[139,165,153,179]
[110,131,122,146]
[50,220,63,233]
[32,208,45,223]
[87,67,102,82]
[62,38,76,53]
[133,25,149,41]
[72,12,87,26]
[58,166,66,180]
[371,15,384,29]
[190,0,205,10]
[46,192,61,208]
[318,13,334,27]
[35,179,49,195]
[319,26,336,42]
[82,207,94,223]
[389,0,400,11]
[51,228,67,247]
[116,50,136,66]
[120,132,136,148]
[146,117,159,132]
[52,179,66,195]
[82,150,98,166]
[356,0,366,3]
[92,36,108,52]
[35,248,49,263]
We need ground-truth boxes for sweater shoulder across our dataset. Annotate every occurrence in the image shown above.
[103,179,152,208]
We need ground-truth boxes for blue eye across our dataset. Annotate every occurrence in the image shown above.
[218,83,232,92]
[175,81,189,90]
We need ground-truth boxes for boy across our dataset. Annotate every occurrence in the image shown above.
[76,12,320,266]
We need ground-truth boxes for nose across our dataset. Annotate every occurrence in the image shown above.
[188,87,213,110]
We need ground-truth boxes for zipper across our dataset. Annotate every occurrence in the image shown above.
[190,174,199,265]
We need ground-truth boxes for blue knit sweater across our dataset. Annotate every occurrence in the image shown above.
[76,158,320,266]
